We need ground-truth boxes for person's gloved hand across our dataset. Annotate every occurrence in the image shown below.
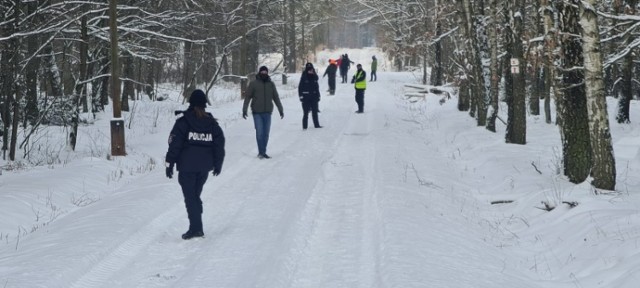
[242,112,248,119]
[165,162,174,179]
[213,167,221,176]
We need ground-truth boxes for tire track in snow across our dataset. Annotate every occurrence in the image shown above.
[285,81,386,287]
[66,187,185,288]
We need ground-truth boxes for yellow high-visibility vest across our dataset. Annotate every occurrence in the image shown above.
[354,70,366,89]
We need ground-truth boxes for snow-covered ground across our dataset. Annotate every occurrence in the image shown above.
[2,49,640,287]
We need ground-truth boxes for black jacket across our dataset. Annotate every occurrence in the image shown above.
[166,108,225,173]
[340,57,353,71]
[323,64,337,77]
[298,70,321,103]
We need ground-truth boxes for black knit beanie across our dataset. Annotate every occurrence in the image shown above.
[189,89,207,108]
[259,66,269,73]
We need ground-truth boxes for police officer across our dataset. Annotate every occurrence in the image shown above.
[166,89,225,240]
[299,63,322,129]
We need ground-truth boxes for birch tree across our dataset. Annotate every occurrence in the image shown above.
[579,0,616,190]
[556,0,591,183]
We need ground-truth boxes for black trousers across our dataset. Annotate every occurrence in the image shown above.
[328,76,336,93]
[302,101,320,129]
[340,69,348,83]
[178,171,209,232]
[355,89,365,112]
[370,71,377,81]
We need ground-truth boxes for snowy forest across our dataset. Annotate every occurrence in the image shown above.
[0,0,638,189]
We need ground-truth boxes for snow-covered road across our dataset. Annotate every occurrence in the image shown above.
[2,72,547,288]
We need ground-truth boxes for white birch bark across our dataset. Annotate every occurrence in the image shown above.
[579,0,616,190]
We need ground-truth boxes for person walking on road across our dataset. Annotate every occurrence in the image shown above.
[340,54,354,84]
[351,64,367,113]
[299,63,322,130]
[323,59,338,95]
[370,55,378,82]
[165,89,226,240]
[242,66,284,159]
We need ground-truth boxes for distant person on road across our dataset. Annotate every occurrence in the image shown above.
[351,63,367,113]
[340,54,354,84]
[370,55,378,82]
[338,55,345,83]
[299,63,322,130]
[242,66,284,159]
[323,59,338,95]
[165,89,226,240]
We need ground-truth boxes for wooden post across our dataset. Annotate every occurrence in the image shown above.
[109,0,125,156]
[110,120,126,156]
[282,73,287,85]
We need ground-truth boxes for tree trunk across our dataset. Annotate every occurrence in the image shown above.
[458,0,487,126]
[542,0,554,124]
[616,0,637,123]
[182,41,194,102]
[579,0,616,190]
[431,1,443,86]
[529,0,544,117]
[505,0,526,144]
[0,41,9,159]
[288,0,297,73]
[121,51,134,111]
[557,1,591,183]
[43,43,64,98]
[24,0,39,126]
[486,0,499,133]
[71,13,88,151]
[7,0,24,161]
[458,77,470,111]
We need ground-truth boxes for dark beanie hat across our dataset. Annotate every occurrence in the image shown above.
[189,89,207,108]
[305,62,314,69]
[259,66,268,73]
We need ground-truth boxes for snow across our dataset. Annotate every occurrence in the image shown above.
[2,48,640,287]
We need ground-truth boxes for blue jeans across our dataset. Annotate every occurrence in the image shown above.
[252,112,272,155]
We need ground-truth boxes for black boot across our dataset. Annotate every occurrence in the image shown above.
[182,230,204,240]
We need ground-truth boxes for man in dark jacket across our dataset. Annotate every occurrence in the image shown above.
[323,59,338,95]
[299,63,322,130]
[166,89,226,240]
[242,66,284,159]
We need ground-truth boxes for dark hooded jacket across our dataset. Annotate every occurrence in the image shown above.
[243,74,284,115]
[298,67,320,103]
[166,108,225,173]
[323,63,338,77]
